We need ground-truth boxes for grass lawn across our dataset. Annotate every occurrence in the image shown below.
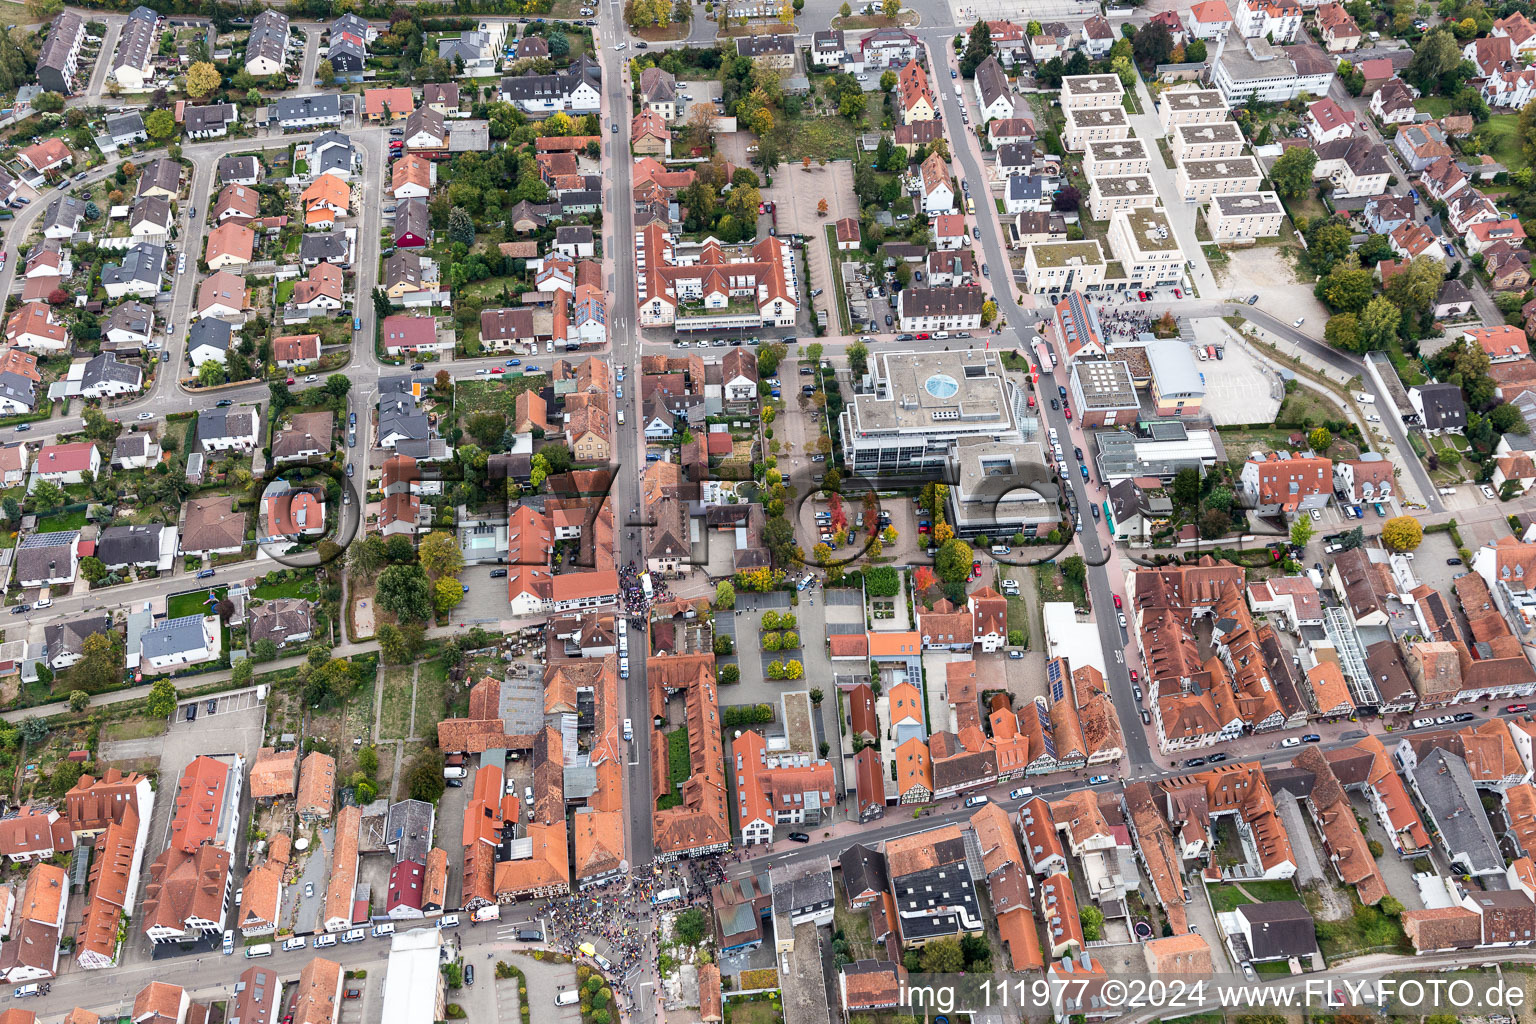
[101,716,168,742]
[167,586,225,620]
[379,664,413,741]
[1474,114,1528,173]
[1037,563,1087,611]
[724,996,783,1024]
[1277,387,1332,428]
[454,377,549,426]
[823,224,854,335]
[1254,960,1293,976]
[833,893,878,960]
[458,276,526,304]
[275,280,295,304]
[35,510,88,533]
[657,726,690,811]
[1206,879,1299,913]
[416,657,448,729]
[250,578,319,601]
[1416,95,1454,118]
[1305,888,1410,960]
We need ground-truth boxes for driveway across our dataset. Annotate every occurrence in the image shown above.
[290,824,335,933]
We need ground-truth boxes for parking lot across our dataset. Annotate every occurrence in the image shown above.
[1189,319,1284,426]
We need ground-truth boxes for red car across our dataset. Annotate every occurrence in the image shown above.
[916,332,931,340]
[285,376,296,385]
[1508,704,1529,714]
[1113,594,1122,609]
[918,523,930,533]
[971,560,981,574]
[491,366,505,374]
[1130,669,1139,682]
[1173,288,1183,298]
[1063,405,1072,420]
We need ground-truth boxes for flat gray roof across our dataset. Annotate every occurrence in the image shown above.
[1073,360,1139,409]
[1163,88,1226,110]
[1213,191,1285,216]
[1087,138,1149,162]
[849,349,1016,435]
[1062,74,1123,97]
[1180,156,1263,181]
[1174,120,1244,144]
[1066,105,1128,127]
[1094,174,1155,197]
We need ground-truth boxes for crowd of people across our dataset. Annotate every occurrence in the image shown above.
[538,853,739,1024]
[618,560,672,631]
[1095,304,1163,345]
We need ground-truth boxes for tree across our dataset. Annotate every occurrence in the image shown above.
[1380,896,1404,917]
[960,19,992,78]
[1131,20,1173,67]
[1080,905,1105,941]
[377,564,433,622]
[378,622,411,664]
[186,61,221,100]
[198,360,226,387]
[981,300,998,324]
[18,717,47,745]
[1408,29,1461,92]
[80,556,107,584]
[32,91,64,114]
[68,690,90,713]
[1172,467,1201,506]
[1185,38,1207,62]
[435,576,465,614]
[882,0,900,16]
[880,69,897,93]
[325,374,351,398]
[935,538,975,584]
[316,58,336,86]
[715,580,735,609]
[1052,184,1081,212]
[1269,146,1318,199]
[919,936,965,973]
[1061,554,1087,590]
[419,531,463,579]
[1325,312,1362,352]
[1199,508,1231,539]
[1358,294,1401,351]
[251,638,279,662]
[1111,53,1137,87]
[840,0,851,15]
[349,534,387,579]
[447,206,475,247]
[1290,517,1315,548]
[30,479,65,512]
[144,109,175,140]
[1317,264,1375,314]
[1308,426,1333,451]
[147,678,178,718]
[406,749,446,802]
[1381,515,1423,552]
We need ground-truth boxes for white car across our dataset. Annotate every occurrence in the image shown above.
[1292,317,1305,328]
[1482,485,1498,499]
[304,374,317,383]
[136,412,152,420]
[1309,508,1321,521]
[1281,736,1301,747]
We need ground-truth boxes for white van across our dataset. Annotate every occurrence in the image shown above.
[34,590,50,609]
[246,943,273,958]
[617,409,625,425]
[1009,786,1034,801]
[372,923,395,938]
[964,794,989,808]
[619,656,629,679]
[342,928,366,944]
[439,914,461,929]
[990,545,1009,556]
[556,992,581,1007]
[618,631,628,656]
[623,718,633,741]
[314,934,338,948]
[282,937,307,951]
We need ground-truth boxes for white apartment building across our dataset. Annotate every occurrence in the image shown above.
[896,287,985,332]
[1175,155,1264,200]
[1063,105,1131,150]
[1214,37,1333,103]
[1158,88,1229,134]
[1084,138,1151,179]
[1107,208,1184,288]
[1023,240,1107,298]
[1088,175,1159,221]
[1172,121,1246,161]
[1205,192,1285,242]
[1060,74,1125,110]
[1234,0,1302,42]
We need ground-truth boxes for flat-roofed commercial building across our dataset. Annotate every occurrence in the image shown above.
[1213,37,1334,103]
[1172,121,1246,161]
[1175,155,1264,201]
[1085,138,1151,178]
[1087,175,1158,220]
[1070,359,1141,427]
[838,350,1027,474]
[1157,88,1229,134]
[1107,208,1184,288]
[1063,105,1130,150]
[946,438,1060,538]
[1023,240,1107,299]
[1144,338,1206,417]
[1207,192,1285,243]
[1060,74,1125,110]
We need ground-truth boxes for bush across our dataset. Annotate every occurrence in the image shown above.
[446,1006,466,1019]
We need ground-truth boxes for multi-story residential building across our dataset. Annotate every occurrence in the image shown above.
[1023,241,1107,298]
[1087,175,1158,220]
[1214,37,1333,102]
[1063,105,1130,149]
[895,287,984,332]
[1084,138,1150,178]
[1069,360,1140,427]
[1172,121,1245,161]
[1158,88,1229,134]
[1175,155,1263,200]
[634,223,798,331]
[1313,136,1392,198]
[1107,208,1184,288]
[1234,0,1302,41]
[1239,451,1332,517]
[1060,74,1124,110]
[1206,192,1284,242]
[37,11,86,95]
